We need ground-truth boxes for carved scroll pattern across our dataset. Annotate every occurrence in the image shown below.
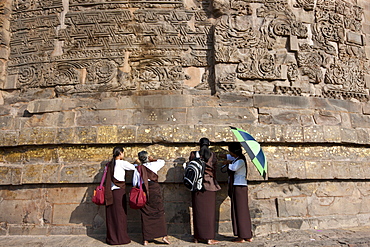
[8,0,212,94]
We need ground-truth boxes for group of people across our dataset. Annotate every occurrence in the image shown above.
[103,138,253,245]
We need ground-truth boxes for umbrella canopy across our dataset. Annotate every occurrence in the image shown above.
[230,126,268,179]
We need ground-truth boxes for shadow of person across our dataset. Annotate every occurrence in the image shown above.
[160,156,192,242]
[210,146,231,241]
[69,160,110,243]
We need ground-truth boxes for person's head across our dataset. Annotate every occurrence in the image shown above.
[138,150,149,164]
[199,137,211,162]
[199,137,210,147]
[228,142,243,157]
[113,146,124,160]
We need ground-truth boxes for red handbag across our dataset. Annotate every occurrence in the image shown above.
[129,166,147,209]
[92,164,108,205]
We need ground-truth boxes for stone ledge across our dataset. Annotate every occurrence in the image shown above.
[0,144,369,185]
[0,124,369,147]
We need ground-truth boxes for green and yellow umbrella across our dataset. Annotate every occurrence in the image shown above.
[230,126,268,179]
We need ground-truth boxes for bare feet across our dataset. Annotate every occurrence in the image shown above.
[143,240,148,246]
[232,238,245,243]
[207,239,220,245]
[162,236,170,245]
[246,238,253,242]
[193,238,199,243]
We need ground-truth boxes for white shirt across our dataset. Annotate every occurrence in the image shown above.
[111,160,136,190]
[228,156,248,186]
[132,159,165,187]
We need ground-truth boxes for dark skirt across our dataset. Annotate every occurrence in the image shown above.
[105,188,131,245]
[192,190,216,240]
[231,186,253,239]
[140,181,167,240]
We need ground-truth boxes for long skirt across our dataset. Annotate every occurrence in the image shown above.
[192,190,216,240]
[140,181,167,240]
[105,188,131,245]
[231,186,253,239]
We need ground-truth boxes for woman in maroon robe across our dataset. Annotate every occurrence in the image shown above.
[189,138,221,245]
[133,151,170,246]
[225,142,253,243]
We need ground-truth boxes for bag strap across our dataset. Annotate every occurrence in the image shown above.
[195,151,200,159]
[100,163,109,187]
[137,165,143,190]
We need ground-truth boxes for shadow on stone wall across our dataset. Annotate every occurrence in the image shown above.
[69,160,109,241]
[67,151,231,242]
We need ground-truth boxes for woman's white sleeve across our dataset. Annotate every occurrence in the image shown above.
[228,159,244,171]
[146,159,165,173]
[122,161,136,170]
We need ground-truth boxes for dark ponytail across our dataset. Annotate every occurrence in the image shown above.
[228,143,247,164]
[199,137,211,162]
[111,146,124,168]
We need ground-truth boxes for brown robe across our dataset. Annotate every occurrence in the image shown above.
[104,161,131,245]
[189,151,220,240]
[139,165,167,240]
[228,161,253,239]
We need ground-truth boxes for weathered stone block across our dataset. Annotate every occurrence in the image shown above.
[135,94,192,109]
[134,108,187,125]
[287,161,306,179]
[97,125,118,144]
[0,165,11,184]
[340,128,358,143]
[303,126,324,142]
[315,181,355,197]
[0,199,42,224]
[331,161,351,179]
[22,164,43,184]
[0,115,13,129]
[27,99,64,114]
[80,163,101,183]
[314,110,341,126]
[8,225,48,235]
[60,165,81,183]
[277,197,308,217]
[305,161,333,179]
[356,128,370,144]
[116,125,137,143]
[289,35,299,51]
[47,186,89,204]
[42,164,61,183]
[350,113,370,128]
[56,127,75,144]
[254,95,310,109]
[347,32,364,45]
[74,126,97,144]
[94,98,119,110]
[282,126,304,142]
[323,126,341,142]
[0,130,18,146]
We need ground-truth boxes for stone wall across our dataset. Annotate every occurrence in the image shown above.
[0,0,370,237]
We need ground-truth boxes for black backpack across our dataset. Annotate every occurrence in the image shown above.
[183,152,206,191]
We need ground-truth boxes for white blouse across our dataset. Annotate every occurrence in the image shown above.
[228,156,248,186]
[111,160,136,190]
[132,159,165,187]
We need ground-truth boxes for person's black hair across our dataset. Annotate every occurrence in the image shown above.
[110,146,124,169]
[199,137,211,162]
[228,142,247,164]
[138,150,149,164]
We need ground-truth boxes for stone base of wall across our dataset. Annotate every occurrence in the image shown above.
[1,180,370,236]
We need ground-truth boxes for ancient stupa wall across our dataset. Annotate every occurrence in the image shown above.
[0,0,370,236]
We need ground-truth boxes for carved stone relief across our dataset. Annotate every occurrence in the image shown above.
[5,0,369,102]
[213,0,368,102]
[8,0,213,95]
